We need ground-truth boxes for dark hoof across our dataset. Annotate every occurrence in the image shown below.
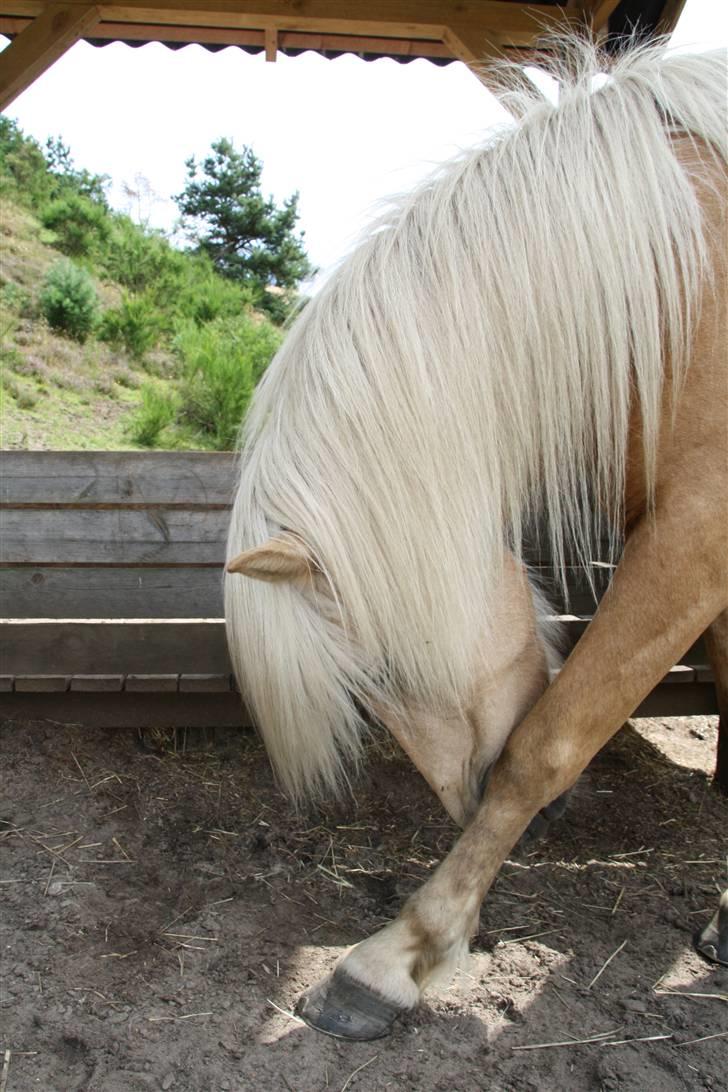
[295,969,406,1040]
[523,788,571,842]
[693,889,728,966]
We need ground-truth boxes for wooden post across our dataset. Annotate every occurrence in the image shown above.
[704,612,728,796]
[0,3,100,112]
[264,25,277,62]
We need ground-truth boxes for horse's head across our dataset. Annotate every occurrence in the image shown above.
[227,538,556,828]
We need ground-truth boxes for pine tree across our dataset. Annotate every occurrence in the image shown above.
[175,139,314,305]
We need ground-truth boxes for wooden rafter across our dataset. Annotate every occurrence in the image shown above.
[0,3,100,109]
[0,2,689,108]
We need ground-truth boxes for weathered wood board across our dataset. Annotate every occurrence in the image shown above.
[0,451,717,728]
[2,508,230,565]
[0,450,236,506]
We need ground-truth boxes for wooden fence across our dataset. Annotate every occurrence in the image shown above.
[0,450,717,728]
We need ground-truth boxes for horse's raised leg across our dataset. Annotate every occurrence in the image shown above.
[704,609,728,795]
[297,481,728,1039]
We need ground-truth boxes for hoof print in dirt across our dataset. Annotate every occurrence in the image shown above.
[296,970,406,1040]
[693,888,728,966]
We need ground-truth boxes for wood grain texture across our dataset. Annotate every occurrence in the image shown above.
[0,450,236,506]
[14,675,70,692]
[0,618,707,675]
[2,565,608,619]
[0,3,100,111]
[125,674,179,692]
[69,675,125,691]
[2,508,230,565]
[1,620,232,675]
[0,678,713,727]
[2,567,225,618]
[0,690,249,728]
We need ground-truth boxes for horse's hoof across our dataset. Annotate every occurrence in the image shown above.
[295,968,406,1040]
[693,889,728,966]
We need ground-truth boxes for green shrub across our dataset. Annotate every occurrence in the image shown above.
[0,117,53,208]
[100,294,163,359]
[1,281,33,317]
[101,217,182,294]
[129,383,177,446]
[171,259,254,325]
[174,315,281,449]
[41,193,110,257]
[39,260,99,342]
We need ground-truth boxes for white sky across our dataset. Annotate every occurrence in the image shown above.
[2,0,726,284]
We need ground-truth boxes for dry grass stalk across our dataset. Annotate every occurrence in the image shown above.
[587,939,628,989]
[676,1031,728,1047]
[512,1027,623,1051]
[0,1051,10,1092]
[655,989,728,1004]
[265,998,304,1023]
[340,1054,380,1092]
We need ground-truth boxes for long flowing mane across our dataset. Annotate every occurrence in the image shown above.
[226,38,728,801]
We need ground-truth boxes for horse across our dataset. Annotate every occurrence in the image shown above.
[224,37,728,1039]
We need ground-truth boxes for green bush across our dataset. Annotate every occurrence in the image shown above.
[170,258,254,325]
[101,217,182,295]
[0,117,52,208]
[129,383,177,446]
[1,281,33,317]
[174,315,281,449]
[41,193,110,257]
[39,260,99,342]
[100,294,164,359]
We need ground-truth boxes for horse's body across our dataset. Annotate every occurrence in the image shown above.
[225,40,728,1038]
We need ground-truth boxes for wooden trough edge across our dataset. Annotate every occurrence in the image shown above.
[0,666,718,730]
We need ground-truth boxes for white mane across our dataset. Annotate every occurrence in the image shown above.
[226,38,727,801]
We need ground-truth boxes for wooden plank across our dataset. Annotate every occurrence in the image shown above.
[634,683,717,719]
[1,512,613,571]
[1,620,231,675]
[0,451,236,507]
[1,566,225,619]
[95,2,568,40]
[14,675,70,692]
[0,677,715,728]
[0,690,249,728]
[179,673,232,692]
[0,3,100,111]
[0,617,708,677]
[0,18,457,57]
[1,508,230,565]
[3,564,612,620]
[661,665,695,684]
[70,675,124,691]
[654,0,688,36]
[126,673,179,691]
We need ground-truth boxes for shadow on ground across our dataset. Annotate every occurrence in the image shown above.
[1,717,725,1091]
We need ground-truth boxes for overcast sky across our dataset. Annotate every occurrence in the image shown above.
[2,0,725,283]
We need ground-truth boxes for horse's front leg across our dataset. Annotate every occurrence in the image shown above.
[297,492,728,1040]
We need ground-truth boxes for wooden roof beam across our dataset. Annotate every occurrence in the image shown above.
[0,3,100,110]
[4,2,579,48]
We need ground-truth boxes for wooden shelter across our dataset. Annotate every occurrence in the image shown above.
[0,2,686,112]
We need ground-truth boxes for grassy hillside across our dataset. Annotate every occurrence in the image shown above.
[0,121,284,452]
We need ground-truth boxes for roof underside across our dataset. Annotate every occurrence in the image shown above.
[0,2,687,112]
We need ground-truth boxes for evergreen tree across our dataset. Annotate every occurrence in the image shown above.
[174,138,314,302]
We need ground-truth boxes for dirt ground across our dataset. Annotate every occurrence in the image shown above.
[1,715,726,1092]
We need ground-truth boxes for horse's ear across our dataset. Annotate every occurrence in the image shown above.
[226,535,317,583]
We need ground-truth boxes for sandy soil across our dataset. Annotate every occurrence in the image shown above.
[1,716,726,1092]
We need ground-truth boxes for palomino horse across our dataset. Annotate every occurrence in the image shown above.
[225,39,728,1039]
